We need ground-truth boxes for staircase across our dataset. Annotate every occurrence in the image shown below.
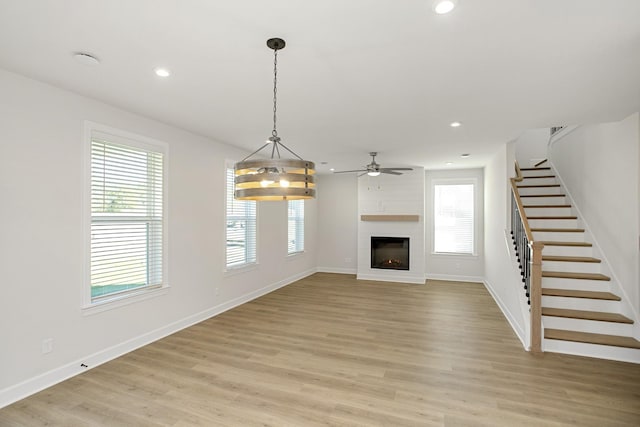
[517,163,640,362]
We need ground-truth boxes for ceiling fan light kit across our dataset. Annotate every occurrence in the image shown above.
[234,38,316,201]
[333,152,413,177]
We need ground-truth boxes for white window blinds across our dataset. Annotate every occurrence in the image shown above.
[226,168,257,267]
[90,138,164,301]
[288,200,304,254]
[434,183,474,254]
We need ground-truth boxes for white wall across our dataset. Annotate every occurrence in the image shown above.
[425,168,485,282]
[483,144,529,347]
[316,174,358,273]
[0,69,317,406]
[515,128,550,167]
[549,112,640,316]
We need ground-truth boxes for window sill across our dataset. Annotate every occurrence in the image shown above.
[223,262,258,277]
[287,250,305,259]
[82,285,169,316]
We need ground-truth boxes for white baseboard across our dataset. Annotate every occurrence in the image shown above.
[0,268,316,409]
[316,267,357,275]
[483,279,528,350]
[425,273,484,283]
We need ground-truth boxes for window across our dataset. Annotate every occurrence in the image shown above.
[226,167,257,267]
[89,129,166,304]
[288,200,304,254]
[433,183,474,254]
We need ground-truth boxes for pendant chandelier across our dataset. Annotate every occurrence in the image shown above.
[234,38,316,201]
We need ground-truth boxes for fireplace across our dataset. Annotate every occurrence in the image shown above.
[371,237,409,270]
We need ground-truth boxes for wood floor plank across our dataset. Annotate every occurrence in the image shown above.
[1,273,640,426]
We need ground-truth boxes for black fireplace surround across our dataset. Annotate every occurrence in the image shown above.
[371,237,410,270]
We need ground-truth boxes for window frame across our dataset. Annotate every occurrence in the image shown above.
[431,177,478,257]
[224,162,258,272]
[287,199,305,255]
[82,121,169,313]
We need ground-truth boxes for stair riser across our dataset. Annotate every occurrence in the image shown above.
[542,260,601,274]
[528,219,578,228]
[517,187,563,196]
[520,177,557,185]
[542,316,634,336]
[520,196,567,205]
[524,207,573,216]
[542,296,621,312]
[521,169,553,177]
[542,277,608,291]
[541,246,593,257]
[533,231,585,242]
[542,339,640,364]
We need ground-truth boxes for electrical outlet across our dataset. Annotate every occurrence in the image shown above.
[42,338,53,354]
[215,287,220,296]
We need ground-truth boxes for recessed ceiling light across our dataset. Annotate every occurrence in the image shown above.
[450,121,462,128]
[445,162,453,166]
[73,52,100,66]
[460,153,470,158]
[154,68,171,77]
[434,0,456,14]
[329,168,335,172]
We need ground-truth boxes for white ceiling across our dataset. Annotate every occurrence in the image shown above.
[0,0,639,173]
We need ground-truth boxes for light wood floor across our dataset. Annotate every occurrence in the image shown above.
[2,273,640,426]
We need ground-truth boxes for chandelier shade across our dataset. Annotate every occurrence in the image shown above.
[234,38,316,201]
[234,158,316,201]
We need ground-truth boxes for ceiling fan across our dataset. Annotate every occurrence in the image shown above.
[333,152,413,177]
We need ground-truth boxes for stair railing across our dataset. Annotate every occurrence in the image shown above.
[510,161,543,353]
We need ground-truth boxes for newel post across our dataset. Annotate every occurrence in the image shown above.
[530,241,544,353]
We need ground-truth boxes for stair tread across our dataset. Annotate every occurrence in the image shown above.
[545,329,640,349]
[534,159,548,167]
[523,204,571,208]
[521,167,552,171]
[543,271,610,280]
[538,241,592,247]
[522,175,556,179]
[527,216,578,220]
[542,308,633,323]
[542,255,601,263]
[520,194,566,197]
[542,288,620,300]
[531,228,584,232]
[517,184,561,188]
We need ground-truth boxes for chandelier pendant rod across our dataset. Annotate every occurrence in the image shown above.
[240,142,271,162]
[275,140,304,160]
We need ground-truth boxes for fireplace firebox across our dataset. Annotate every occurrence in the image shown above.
[371,237,409,270]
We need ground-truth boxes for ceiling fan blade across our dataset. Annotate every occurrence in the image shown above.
[333,169,367,174]
[381,170,402,175]
[380,167,413,171]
